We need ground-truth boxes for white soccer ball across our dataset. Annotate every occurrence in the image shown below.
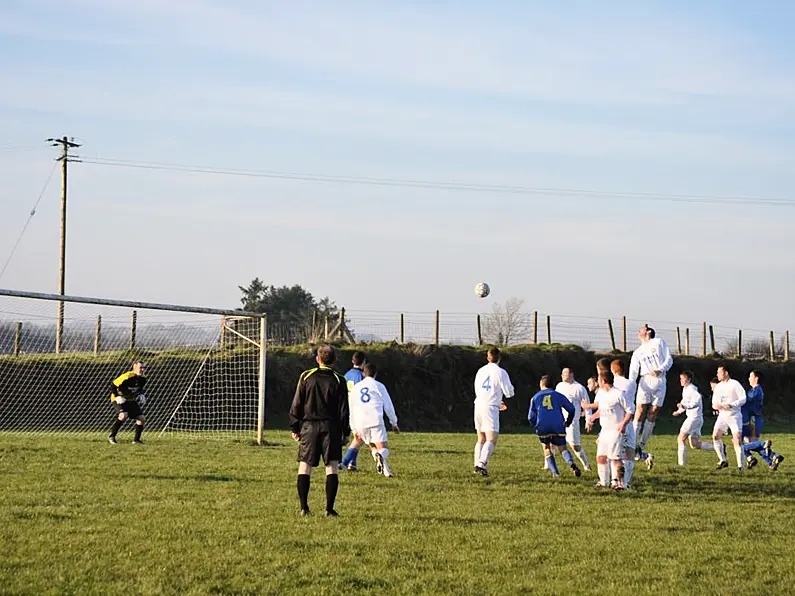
[474,282,490,298]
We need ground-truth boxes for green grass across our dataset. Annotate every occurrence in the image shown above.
[2,431,794,595]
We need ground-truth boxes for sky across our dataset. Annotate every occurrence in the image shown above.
[1,0,794,335]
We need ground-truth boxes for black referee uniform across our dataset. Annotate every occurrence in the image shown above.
[289,363,349,516]
[290,365,350,466]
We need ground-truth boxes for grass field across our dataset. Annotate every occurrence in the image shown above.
[2,430,795,595]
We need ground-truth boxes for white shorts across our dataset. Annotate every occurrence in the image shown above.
[597,430,622,460]
[712,412,742,437]
[474,404,500,433]
[636,375,666,407]
[566,420,581,446]
[679,416,704,437]
[359,424,388,445]
[622,423,636,451]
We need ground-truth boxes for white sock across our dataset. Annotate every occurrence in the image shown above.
[733,443,744,468]
[623,460,635,487]
[700,441,713,450]
[678,442,687,466]
[597,462,610,486]
[611,460,624,487]
[714,440,726,462]
[640,421,656,448]
[479,441,495,468]
[474,442,484,467]
[575,447,590,468]
[378,448,392,476]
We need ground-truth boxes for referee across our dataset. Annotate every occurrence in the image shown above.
[289,344,350,517]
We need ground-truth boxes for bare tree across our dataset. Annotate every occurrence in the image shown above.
[482,297,530,346]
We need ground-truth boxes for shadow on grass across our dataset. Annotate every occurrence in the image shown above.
[119,473,246,483]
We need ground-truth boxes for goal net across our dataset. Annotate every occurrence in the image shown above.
[0,289,267,441]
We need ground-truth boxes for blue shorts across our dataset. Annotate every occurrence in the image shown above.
[537,433,567,447]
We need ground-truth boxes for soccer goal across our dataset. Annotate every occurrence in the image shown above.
[0,289,268,443]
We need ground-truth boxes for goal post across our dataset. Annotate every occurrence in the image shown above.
[0,288,268,443]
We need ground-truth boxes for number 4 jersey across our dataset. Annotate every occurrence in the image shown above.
[528,389,576,436]
[473,362,515,408]
[349,377,398,431]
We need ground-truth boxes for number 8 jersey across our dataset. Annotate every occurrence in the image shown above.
[349,377,398,431]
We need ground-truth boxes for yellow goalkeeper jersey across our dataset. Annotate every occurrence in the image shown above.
[110,371,147,402]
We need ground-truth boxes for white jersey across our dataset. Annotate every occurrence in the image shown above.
[679,383,704,420]
[711,379,746,414]
[629,337,673,380]
[555,380,589,418]
[473,362,515,408]
[611,375,637,416]
[595,387,632,432]
[350,377,398,429]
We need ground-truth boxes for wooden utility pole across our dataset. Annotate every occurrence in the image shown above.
[48,136,81,354]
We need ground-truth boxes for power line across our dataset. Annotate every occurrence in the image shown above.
[0,162,58,282]
[79,155,795,207]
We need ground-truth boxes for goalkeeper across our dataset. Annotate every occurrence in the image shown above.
[108,361,148,445]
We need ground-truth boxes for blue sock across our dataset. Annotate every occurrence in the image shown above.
[743,441,764,454]
[545,455,559,476]
[640,452,649,461]
[755,417,764,437]
[760,450,774,466]
[561,450,574,466]
[341,447,358,467]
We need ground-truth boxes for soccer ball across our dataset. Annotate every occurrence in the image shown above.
[474,282,490,298]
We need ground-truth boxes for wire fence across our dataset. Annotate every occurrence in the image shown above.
[1,295,791,361]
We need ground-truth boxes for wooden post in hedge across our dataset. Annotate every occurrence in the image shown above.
[701,322,707,356]
[399,313,404,344]
[476,314,483,346]
[709,325,715,354]
[608,319,616,351]
[14,322,22,356]
[324,315,329,341]
[546,315,552,344]
[532,311,538,345]
[621,316,627,351]
[434,310,440,346]
[338,308,346,341]
[737,329,742,359]
[785,330,790,362]
[676,326,682,354]
[769,331,775,361]
[94,315,102,356]
[685,327,690,356]
[130,310,137,351]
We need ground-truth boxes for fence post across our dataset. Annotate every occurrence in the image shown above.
[399,313,404,344]
[434,310,440,346]
[676,326,682,354]
[14,322,22,356]
[709,325,715,354]
[130,310,137,351]
[785,330,790,362]
[621,316,627,351]
[769,331,775,361]
[701,322,707,356]
[608,319,616,351]
[324,315,329,341]
[532,311,538,345]
[737,329,742,359]
[476,314,483,346]
[546,315,552,344]
[685,327,690,356]
[94,315,102,356]
[311,310,317,340]
[339,307,346,340]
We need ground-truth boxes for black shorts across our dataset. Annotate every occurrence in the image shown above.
[116,401,142,419]
[297,421,342,467]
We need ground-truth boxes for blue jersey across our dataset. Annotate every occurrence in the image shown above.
[528,389,576,436]
[746,386,764,417]
[344,368,365,392]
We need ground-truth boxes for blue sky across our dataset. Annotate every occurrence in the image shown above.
[1,0,794,332]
